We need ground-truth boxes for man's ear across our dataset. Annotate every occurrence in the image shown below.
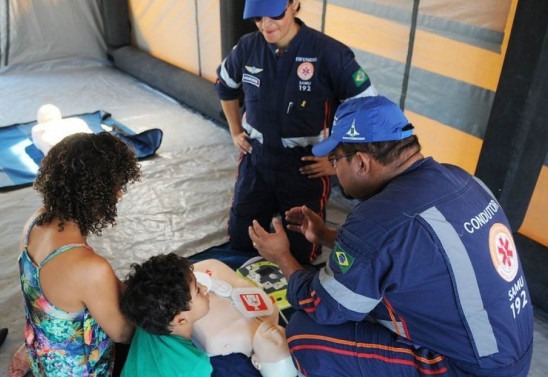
[354,152,370,175]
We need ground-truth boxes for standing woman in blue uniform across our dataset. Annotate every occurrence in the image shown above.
[215,0,377,264]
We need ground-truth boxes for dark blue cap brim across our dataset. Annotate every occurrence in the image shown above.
[243,0,287,19]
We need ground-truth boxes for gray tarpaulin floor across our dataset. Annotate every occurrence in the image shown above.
[0,59,546,376]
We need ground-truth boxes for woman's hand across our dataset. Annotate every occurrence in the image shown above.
[232,132,252,154]
[299,155,335,178]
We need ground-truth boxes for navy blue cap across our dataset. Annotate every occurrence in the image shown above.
[312,96,413,156]
[243,0,287,19]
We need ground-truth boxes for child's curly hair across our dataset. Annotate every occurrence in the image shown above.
[121,253,195,335]
[33,132,141,236]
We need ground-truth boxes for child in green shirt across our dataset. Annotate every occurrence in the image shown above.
[120,253,212,377]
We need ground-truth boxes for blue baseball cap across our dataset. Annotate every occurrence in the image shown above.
[243,0,287,19]
[312,96,413,156]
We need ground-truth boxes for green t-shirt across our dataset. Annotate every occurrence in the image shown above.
[121,327,212,377]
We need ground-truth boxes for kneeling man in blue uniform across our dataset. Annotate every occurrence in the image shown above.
[249,95,533,376]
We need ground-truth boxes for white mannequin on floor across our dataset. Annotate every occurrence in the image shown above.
[31,104,93,155]
[192,259,298,377]
[252,321,299,377]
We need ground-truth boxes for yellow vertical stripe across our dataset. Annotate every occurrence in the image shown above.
[519,166,548,246]
[405,111,483,174]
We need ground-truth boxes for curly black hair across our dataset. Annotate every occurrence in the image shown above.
[33,132,141,236]
[121,253,195,335]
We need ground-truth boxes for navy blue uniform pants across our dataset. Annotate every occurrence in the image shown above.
[228,152,330,265]
[286,311,533,376]
[286,311,453,377]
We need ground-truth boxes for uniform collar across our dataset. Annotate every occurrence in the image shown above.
[267,18,307,57]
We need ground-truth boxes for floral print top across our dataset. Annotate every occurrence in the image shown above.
[18,217,114,376]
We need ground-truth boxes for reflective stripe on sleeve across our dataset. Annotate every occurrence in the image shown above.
[318,263,380,314]
[419,206,499,357]
[219,58,241,89]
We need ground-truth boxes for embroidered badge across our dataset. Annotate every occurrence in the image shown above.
[333,244,354,273]
[345,120,360,137]
[297,62,314,81]
[352,68,368,87]
[245,66,263,74]
[341,120,365,142]
[242,73,260,88]
[489,223,519,282]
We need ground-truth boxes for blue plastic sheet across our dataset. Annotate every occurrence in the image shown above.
[0,111,162,190]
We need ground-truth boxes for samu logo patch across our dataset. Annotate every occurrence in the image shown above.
[333,244,354,273]
[489,223,518,282]
[352,68,368,87]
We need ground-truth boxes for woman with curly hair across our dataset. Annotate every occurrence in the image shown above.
[9,132,141,376]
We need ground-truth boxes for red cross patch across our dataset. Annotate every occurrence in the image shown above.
[489,223,519,282]
[297,62,314,81]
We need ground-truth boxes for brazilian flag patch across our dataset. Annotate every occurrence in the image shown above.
[352,68,368,87]
[333,244,354,274]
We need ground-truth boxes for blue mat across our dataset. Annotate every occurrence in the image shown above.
[189,241,260,270]
[0,111,163,190]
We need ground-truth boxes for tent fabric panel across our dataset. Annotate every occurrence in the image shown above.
[416,12,503,52]
[324,4,504,91]
[298,0,325,32]
[475,0,548,238]
[411,30,503,91]
[329,0,509,50]
[128,0,220,81]
[349,51,495,138]
[520,165,548,246]
[112,46,225,126]
[3,0,106,67]
[418,0,511,34]
[351,50,405,104]
[325,5,411,65]
[101,0,131,49]
[405,67,495,139]
[0,0,8,65]
[312,1,506,177]
[196,0,222,82]
[128,0,200,75]
[406,111,483,174]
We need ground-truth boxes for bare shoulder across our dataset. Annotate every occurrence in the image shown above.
[72,248,117,286]
[23,208,44,228]
[19,208,45,249]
